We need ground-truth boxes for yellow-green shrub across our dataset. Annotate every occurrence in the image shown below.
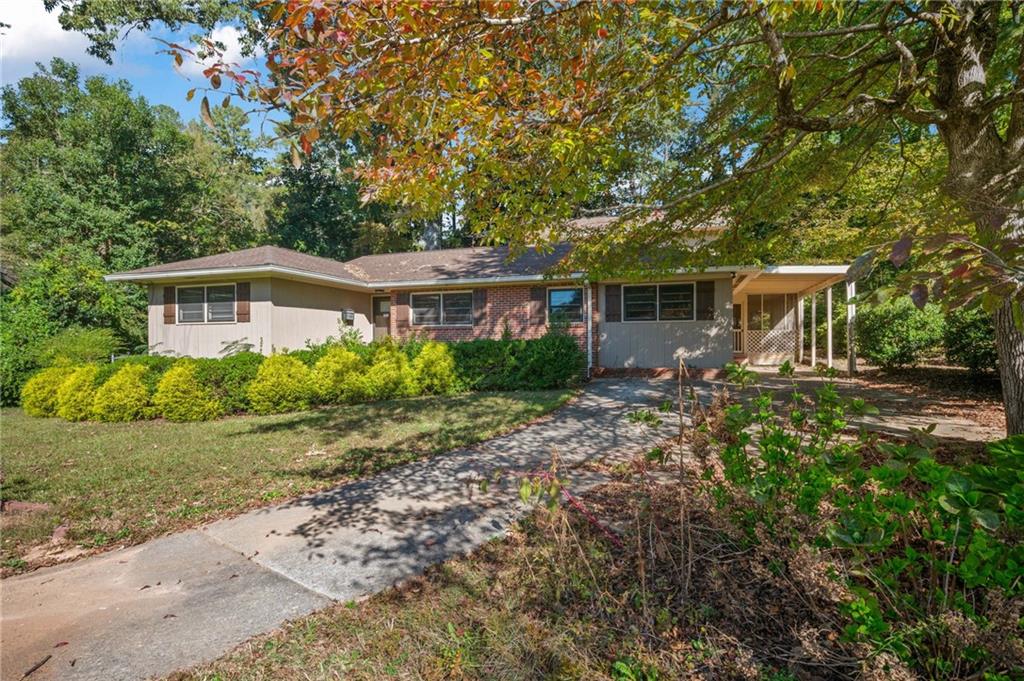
[246,355,313,414]
[55,364,100,421]
[411,341,459,395]
[92,364,151,422]
[311,346,364,404]
[153,360,222,422]
[21,366,76,417]
[343,344,418,402]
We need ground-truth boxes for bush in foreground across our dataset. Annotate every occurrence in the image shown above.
[55,364,100,421]
[20,366,76,417]
[92,364,151,422]
[311,346,364,403]
[945,307,998,375]
[195,351,264,413]
[343,342,418,402]
[247,354,313,414]
[154,360,222,422]
[856,297,944,369]
[411,341,459,395]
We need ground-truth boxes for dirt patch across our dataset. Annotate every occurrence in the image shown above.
[1,500,52,514]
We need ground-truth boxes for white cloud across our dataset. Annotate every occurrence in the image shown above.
[0,1,103,83]
[175,25,260,78]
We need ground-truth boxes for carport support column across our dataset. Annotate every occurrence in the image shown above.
[797,296,804,363]
[846,280,857,374]
[810,293,817,367]
[826,286,833,370]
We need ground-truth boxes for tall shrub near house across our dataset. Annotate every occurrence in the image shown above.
[311,346,364,403]
[20,366,76,417]
[343,342,418,402]
[411,341,459,395]
[856,298,944,369]
[195,352,264,413]
[55,364,100,421]
[516,332,585,389]
[153,360,222,422]
[92,364,151,422]
[247,354,313,414]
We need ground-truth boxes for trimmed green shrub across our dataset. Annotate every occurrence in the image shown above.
[247,355,314,414]
[311,346,364,403]
[95,355,177,393]
[451,339,522,391]
[342,343,418,402]
[37,326,123,367]
[515,332,585,389]
[55,364,100,421]
[944,307,998,375]
[20,366,76,417]
[153,360,222,422]
[195,352,264,413]
[412,341,460,395]
[856,298,944,369]
[92,364,151,422]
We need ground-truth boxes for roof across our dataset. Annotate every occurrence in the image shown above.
[344,243,573,283]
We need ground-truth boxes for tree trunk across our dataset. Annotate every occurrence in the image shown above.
[993,299,1024,435]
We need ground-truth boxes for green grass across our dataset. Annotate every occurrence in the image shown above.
[0,390,572,568]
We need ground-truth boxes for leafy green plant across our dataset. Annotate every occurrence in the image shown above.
[246,354,314,414]
[411,341,460,395]
[37,326,123,367]
[92,364,152,422]
[944,307,998,375]
[20,366,76,417]
[55,364,100,421]
[515,331,585,389]
[311,346,364,403]
[195,351,264,413]
[153,360,222,422]
[856,297,944,369]
[342,342,417,402]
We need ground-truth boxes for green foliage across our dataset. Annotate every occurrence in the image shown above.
[944,307,998,375]
[411,341,460,395]
[37,326,123,367]
[450,339,521,391]
[153,360,222,422]
[20,367,76,417]
[515,332,586,389]
[342,342,418,402]
[856,297,944,369]
[92,364,152,422]
[94,355,177,392]
[0,296,56,405]
[311,346,364,403]
[194,352,264,413]
[55,364,100,421]
[246,355,314,414]
[451,335,585,391]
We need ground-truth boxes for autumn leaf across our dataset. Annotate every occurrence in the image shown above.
[199,97,214,128]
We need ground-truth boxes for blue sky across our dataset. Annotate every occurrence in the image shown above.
[1,2,276,137]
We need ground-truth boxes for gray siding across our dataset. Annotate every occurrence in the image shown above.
[598,277,732,369]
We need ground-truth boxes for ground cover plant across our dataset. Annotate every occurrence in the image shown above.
[0,389,573,574]
[176,366,1022,681]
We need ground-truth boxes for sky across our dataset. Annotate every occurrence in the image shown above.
[0,2,274,136]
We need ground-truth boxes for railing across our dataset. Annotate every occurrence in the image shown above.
[732,329,744,353]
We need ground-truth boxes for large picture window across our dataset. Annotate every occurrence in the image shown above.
[622,283,696,322]
[548,287,584,323]
[176,284,236,323]
[411,291,473,326]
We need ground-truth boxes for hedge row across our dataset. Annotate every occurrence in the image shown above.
[20,334,584,423]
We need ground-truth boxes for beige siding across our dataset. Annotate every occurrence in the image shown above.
[148,279,273,357]
[270,278,371,352]
[597,276,733,369]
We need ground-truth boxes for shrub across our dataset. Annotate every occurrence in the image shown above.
[153,360,222,422]
[55,364,100,421]
[411,341,460,395]
[311,346,364,403]
[451,339,523,391]
[195,352,264,413]
[20,366,76,417]
[246,354,314,414]
[37,326,123,367]
[515,332,585,389]
[92,364,151,422]
[94,355,177,393]
[0,296,57,406]
[342,342,418,402]
[856,297,944,369]
[944,307,998,375]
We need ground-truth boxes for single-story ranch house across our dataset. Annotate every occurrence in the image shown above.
[106,241,856,373]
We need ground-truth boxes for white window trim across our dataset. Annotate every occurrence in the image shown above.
[175,283,237,324]
[546,286,585,324]
[621,282,697,323]
[410,290,474,327]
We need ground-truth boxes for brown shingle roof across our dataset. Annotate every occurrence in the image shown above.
[111,245,366,282]
[344,243,573,283]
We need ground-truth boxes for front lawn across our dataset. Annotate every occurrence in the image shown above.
[0,390,572,571]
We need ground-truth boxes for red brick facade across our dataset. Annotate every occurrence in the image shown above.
[390,284,598,368]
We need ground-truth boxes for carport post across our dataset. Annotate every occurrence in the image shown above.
[797,296,804,363]
[810,293,817,366]
[826,286,833,369]
[846,280,857,374]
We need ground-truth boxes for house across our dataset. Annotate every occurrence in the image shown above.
[105,242,855,373]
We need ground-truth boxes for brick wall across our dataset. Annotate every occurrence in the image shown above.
[390,284,592,362]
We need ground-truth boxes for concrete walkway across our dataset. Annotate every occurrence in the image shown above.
[1,380,675,681]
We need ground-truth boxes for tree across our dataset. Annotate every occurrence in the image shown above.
[182,1,1023,434]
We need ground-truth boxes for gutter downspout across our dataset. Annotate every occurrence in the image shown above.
[586,282,593,378]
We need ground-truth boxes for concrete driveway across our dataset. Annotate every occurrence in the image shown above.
[0,380,675,681]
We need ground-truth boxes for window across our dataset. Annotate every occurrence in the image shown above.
[623,285,657,321]
[659,283,695,321]
[177,284,236,323]
[411,291,473,326]
[548,287,584,323]
[622,283,697,322]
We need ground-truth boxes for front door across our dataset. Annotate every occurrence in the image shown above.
[372,296,391,341]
